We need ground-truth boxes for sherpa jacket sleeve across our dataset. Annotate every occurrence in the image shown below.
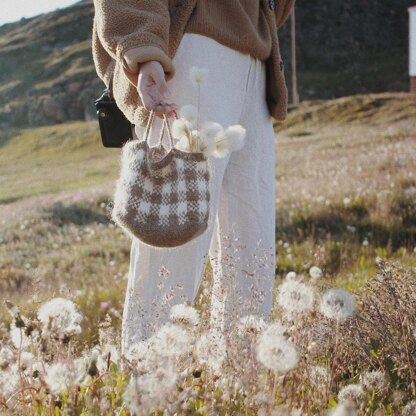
[275,0,296,28]
[93,0,175,84]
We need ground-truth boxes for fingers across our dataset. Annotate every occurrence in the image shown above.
[137,61,177,118]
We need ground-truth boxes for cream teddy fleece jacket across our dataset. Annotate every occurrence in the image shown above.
[92,0,295,127]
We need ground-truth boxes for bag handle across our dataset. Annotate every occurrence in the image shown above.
[143,106,179,149]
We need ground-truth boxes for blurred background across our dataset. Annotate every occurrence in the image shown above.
[0,0,415,344]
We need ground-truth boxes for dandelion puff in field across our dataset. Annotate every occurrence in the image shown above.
[309,365,330,389]
[256,322,298,373]
[277,279,314,314]
[319,288,356,320]
[96,343,120,372]
[123,363,178,414]
[285,271,297,280]
[360,370,388,392]
[337,384,366,404]
[10,323,33,349]
[149,322,192,359]
[190,66,209,86]
[196,328,227,373]
[45,358,87,395]
[169,303,200,327]
[237,314,266,336]
[38,297,83,338]
[179,104,198,129]
[309,266,323,280]
[327,400,357,416]
[402,400,416,416]
[0,363,20,396]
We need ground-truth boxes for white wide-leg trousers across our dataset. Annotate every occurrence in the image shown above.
[121,33,276,356]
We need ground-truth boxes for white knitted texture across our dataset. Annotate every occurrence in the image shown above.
[113,140,210,230]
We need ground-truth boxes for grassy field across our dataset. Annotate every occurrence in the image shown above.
[0,92,415,414]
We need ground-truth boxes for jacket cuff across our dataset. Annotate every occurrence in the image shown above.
[122,45,176,82]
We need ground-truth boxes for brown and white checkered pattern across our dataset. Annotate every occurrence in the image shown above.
[112,139,211,248]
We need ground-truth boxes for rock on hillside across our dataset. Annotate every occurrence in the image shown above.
[0,0,412,128]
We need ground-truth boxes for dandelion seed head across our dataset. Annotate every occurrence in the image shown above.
[190,66,209,85]
[360,370,388,392]
[277,279,314,314]
[309,266,323,280]
[237,314,266,336]
[196,328,227,373]
[285,271,297,280]
[45,358,87,395]
[169,304,200,327]
[319,288,356,320]
[338,384,366,404]
[256,322,298,373]
[149,322,192,359]
[38,297,83,338]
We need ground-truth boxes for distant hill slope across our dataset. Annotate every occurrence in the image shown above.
[0,0,413,128]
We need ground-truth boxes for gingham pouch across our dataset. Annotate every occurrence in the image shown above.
[111,109,211,248]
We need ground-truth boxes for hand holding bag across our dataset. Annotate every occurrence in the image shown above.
[111,109,211,248]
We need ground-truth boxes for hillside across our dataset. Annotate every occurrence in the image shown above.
[0,0,413,128]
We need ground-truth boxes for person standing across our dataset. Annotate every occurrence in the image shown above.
[92,0,295,355]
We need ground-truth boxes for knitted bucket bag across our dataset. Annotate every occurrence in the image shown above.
[111,109,211,248]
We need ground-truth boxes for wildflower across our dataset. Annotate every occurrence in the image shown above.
[256,322,298,373]
[338,384,366,404]
[319,288,356,320]
[360,370,388,392]
[343,197,351,205]
[327,400,357,416]
[190,66,209,86]
[362,238,369,246]
[196,328,227,373]
[148,322,193,359]
[169,304,200,327]
[309,266,323,280]
[45,358,87,395]
[237,314,267,335]
[96,343,120,372]
[272,405,303,415]
[277,279,314,314]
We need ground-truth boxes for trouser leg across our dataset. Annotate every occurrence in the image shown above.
[121,34,252,355]
[209,57,276,333]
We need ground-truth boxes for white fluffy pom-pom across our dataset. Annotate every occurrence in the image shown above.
[172,118,188,138]
[212,136,231,158]
[223,125,246,152]
[200,121,224,141]
[179,104,198,129]
[175,136,191,153]
[190,66,209,86]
